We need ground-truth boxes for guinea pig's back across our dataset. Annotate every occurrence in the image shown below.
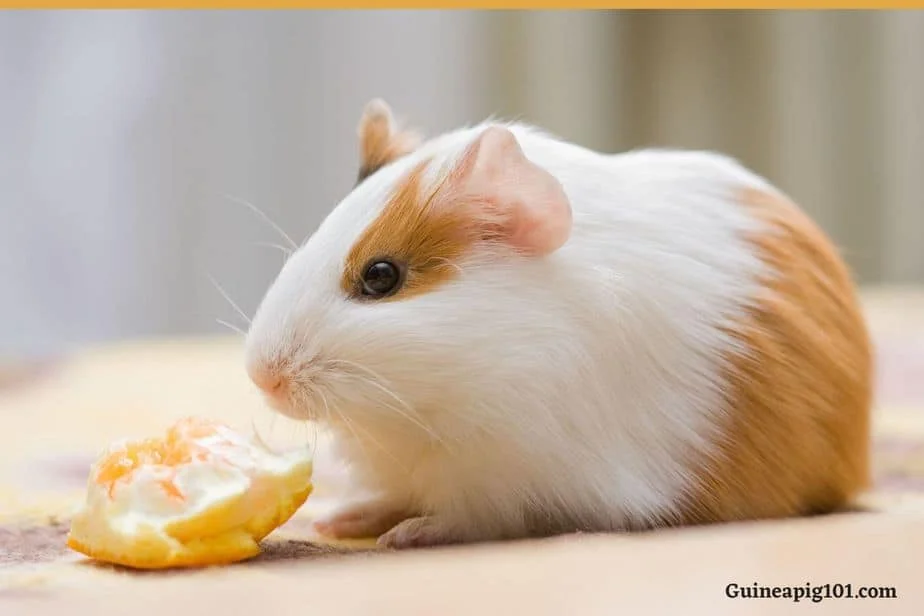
[522,139,872,526]
[616,150,872,523]
[682,185,872,524]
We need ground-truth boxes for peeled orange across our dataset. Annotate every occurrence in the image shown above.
[67,417,313,569]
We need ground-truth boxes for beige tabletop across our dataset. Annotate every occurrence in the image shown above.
[2,287,923,614]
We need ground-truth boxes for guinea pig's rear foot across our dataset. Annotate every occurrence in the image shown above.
[314,498,411,540]
[376,516,461,549]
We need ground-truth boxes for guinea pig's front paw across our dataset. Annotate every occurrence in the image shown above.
[376,516,461,549]
[314,498,411,540]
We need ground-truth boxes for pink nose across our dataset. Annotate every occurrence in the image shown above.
[248,365,285,396]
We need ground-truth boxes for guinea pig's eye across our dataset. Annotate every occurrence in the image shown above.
[360,260,404,298]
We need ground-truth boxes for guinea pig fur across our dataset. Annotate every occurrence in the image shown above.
[244,99,872,549]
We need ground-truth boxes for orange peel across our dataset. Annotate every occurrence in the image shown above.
[67,417,313,569]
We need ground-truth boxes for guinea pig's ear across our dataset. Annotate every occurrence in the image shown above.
[356,99,423,184]
[447,126,572,257]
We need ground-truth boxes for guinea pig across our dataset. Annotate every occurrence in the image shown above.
[244,98,872,549]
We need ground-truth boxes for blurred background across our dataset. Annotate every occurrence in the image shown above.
[2,10,923,360]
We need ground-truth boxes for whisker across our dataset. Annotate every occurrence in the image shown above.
[307,419,319,456]
[336,406,409,473]
[328,359,414,412]
[250,417,282,455]
[329,361,442,444]
[208,274,252,325]
[222,193,298,251]
[319,388,371,466]
[215,318,246,336]
[293,416,316,454]
[367,386,442,442]
[423,256,464,276]
[317,389,334,424]
[254,241,294,258]
[345,413,410,474]
[315,377,413,472]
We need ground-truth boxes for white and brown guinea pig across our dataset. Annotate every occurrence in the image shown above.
[244,99,872,548]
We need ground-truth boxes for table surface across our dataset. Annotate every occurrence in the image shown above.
[2,287,923,615]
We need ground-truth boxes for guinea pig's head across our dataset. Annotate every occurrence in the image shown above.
[244,99,572,440]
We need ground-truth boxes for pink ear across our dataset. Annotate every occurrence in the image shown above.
[447,126,572,257]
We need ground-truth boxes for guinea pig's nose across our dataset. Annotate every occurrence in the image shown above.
[248,365,285,396]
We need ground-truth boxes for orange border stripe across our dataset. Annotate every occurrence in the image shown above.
[3,2,924,9]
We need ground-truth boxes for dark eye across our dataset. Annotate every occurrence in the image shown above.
[360,260,403,298]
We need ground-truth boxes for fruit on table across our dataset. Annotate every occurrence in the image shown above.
[67,417,313,569]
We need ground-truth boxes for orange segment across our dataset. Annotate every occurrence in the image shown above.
[93,417,250,503]
[94,417,221,500]
[67,417,314,570]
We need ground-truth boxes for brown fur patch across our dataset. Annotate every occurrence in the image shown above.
[341,162,474,301]
[357,104,421,184]
[680,188,873,525]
